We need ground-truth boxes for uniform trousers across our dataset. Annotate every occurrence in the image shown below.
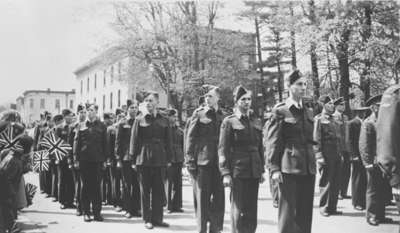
[366,166,387,221]
[319,159,341,213]
[339,152,351,196]
[57,161,74,205]
[100,165,112,205]
[121,161,141,214]
[166,162,183,211]
[50,161,58,198]
[351,161,366,208]
[80,161,102,215]
[279,173,315,233]
[231,178,259,233]
[137,166,164,224]
[71,168,82,212]
[269,173,279,206]
[39,171,46,193]
[191,166,225,233]
[44,166,52,195]
[110,166,123,207]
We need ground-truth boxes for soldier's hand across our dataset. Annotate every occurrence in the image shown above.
[102,162,107,170]
[365,164,374,172]
[131,163,137,170]
[223,175,232,187]
[317,158,326,167]
[260,173,266,184]
[74,161,80,170]
[116,160,122,170]
[271,171,283,183]
[55,160,60,165]
[392,184,400,197]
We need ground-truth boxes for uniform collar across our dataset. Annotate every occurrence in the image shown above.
[286,97,303,109]
[234,108,250,119]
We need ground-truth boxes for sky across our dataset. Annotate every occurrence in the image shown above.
[0,0,259,105]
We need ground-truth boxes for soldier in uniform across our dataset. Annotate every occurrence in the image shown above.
[50,114,65,202]
[314,95,342,216]
[166,109,184,213]
[129,91,172,229]
[71,104,86,216]
[33,111,52,196]
[333,97,351,200]
[186,85,225,233]
[219,86,264,233]
[346,107,368,211]
[55,109,75,209]
[73,104,108,222]
[360,94,393,226]
[265,70,316,233]
[116,100,141,218]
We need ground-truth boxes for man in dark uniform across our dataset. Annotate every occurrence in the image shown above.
[265,70,316,233]
[333,97,351,199]
[50,114,64,202]
[71,104,86,216]
[360,94,393,226]
[219,86,265,233]
[129,91,172,229]
[346,107,368,211]
[55,109,75,209]
[186,85,225,233]
[104,112,118,208]
[166,109,184,213]
[314,95,342,216]
[33,111,52,196]
[73,104,108,222]
[116,100,141,218]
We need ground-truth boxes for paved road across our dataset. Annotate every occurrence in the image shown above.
[17,172,399,233]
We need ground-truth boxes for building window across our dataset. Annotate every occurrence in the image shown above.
[110,65,114,84]
[103,95,106,111]
[94,74,97,90]
[40,99,45,109]
[118,62,121,76]
[87,77,90,93]
[94,97,96,103]
[80,80,83,94]
[30,99,34,109]
[110,92,113,110]
[103,70,106,87]
[118,89,121,107]
[69,100,73,109]
[55,99,60,109]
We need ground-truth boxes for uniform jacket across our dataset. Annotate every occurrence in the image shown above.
[33,122,49,151]
[313,111,341,163]
[333,111,349,154]
[218,112,264,178]
[265,99,316,175]
[377,84,400,186]
[106,124,117,160]
[115,118,135,161]
[185,106,225,169]
[129,112,173,167]
[359,113,377,167]
[346,117,362,161]
[73,119,108,162]
[171,125,184,163]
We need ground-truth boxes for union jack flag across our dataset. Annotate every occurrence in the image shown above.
[0,124,23,151]
[32,150,50,172]
[39,130,72,161]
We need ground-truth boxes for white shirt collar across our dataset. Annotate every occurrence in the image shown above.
[234,108,250,119]
[286,97,303,109]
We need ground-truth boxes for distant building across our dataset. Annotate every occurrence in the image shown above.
[16,88,75,124]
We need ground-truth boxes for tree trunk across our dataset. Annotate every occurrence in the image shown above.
[255,16,266,109]
[289,3,297,69]
[309,0,320,98]
[337,30,351,115]
[359,2,372,101]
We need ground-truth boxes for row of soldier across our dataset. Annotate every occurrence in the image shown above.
[20,69,400,233]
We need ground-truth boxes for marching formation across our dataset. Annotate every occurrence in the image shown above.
[1,69,400,233]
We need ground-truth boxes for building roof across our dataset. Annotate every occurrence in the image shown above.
[22,89,75,97]
[73,46,129,75]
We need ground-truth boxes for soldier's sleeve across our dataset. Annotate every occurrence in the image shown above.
[165,120,174,164]
[218,117,232,177]
[265,108,284,173]
[313,116,325,161]
[104,126,110,161]
[115,123,123,160]
[185,112,199,170]
[346,121,355,159]
[128,118,140,164]
[73,126,81,161]
[359,121,374,167]
[33,126,40,151]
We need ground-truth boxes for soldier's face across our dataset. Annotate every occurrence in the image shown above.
[65,113,74,124]
[205,92,219,107]
[78,110,87,122]
[237,93,252,111]
[324,101,335,113]
[144,95,158,112]
[87,106,97,120]
[128,104,138,117]
[289,77,307,98]
[336,103,345,112]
